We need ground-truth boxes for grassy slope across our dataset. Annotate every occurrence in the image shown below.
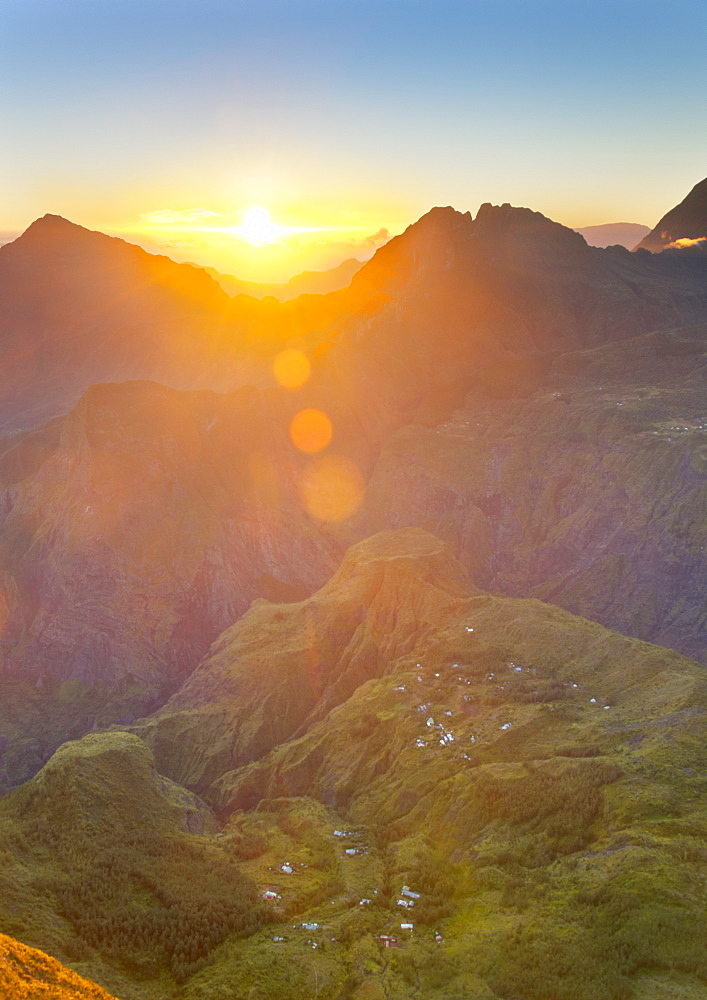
[1,530,706,999]
[0,931,118,999]
[203,593,707,1000]
[101,529,707,1000]
[0,732,264,1000]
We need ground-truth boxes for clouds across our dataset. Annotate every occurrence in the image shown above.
[137,208,223,227]
[111,219,394,282]
[111,205,395,281]
[365,227,390,248]
[664,236,707,250]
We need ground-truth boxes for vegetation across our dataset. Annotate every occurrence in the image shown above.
[0,931,117,999]
[2,533,707,999]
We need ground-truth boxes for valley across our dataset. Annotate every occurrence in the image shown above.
[1,176,707,999]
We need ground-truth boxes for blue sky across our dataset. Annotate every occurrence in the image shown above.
[2,0,706,275]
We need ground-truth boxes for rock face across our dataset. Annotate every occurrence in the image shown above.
[340,323,707,664]
[635,175,707,251]
[0,379,345,786]
[305,203,707,460]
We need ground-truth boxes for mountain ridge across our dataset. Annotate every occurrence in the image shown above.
[635,175,707,252]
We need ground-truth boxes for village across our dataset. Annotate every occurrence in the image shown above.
[231,617,616,972]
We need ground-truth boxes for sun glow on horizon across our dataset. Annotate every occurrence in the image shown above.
[107,202,399,282]
[237,205,281,245]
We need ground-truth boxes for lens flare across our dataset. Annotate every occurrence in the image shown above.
[289,408,332,454]
[299,455,365,522]
[273,349,311,389]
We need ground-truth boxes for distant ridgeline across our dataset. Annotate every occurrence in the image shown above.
[0,178,706,1000]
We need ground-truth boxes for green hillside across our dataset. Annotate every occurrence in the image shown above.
[0,931,119,1000]
[2,531,703,998]
[0,732,265,999]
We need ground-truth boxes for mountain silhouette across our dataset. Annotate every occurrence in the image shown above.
[635,175,707,251]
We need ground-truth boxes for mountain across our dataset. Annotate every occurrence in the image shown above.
[574,222,650,248]
[0,931,118,999]
[2,202,707,790]
[0,216,383,436]
[0,730,263,997]
[4,529,705,1000]
[635,176,707,251]
[131,529,477,794]
[204,257,363,300]
[0,215,240,433]
[340,321,707,664]
[3,203,707,438]
[0,379,346,787]
[3,189,707,998]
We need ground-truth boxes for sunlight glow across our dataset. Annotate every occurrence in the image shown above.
[237,206,281,246]
[109,203,399,282]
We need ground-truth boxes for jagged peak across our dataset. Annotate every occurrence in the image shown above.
[472,201,588,248]
[354,199,588,290]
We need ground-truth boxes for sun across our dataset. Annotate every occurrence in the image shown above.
[237,205,281,245]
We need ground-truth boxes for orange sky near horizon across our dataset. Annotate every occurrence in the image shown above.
[2,0,705,282]
[103,203,399,282]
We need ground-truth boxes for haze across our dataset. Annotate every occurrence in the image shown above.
[2,0,706,279]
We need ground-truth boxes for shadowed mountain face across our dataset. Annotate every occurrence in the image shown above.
[0,215,235,431]
[1,199,707,791]
[635,175,707,252]
[0,379,347,786]
[2,203,707,439]
[340,322,707,664]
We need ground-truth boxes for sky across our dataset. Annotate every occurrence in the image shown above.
[2,0,706,280]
